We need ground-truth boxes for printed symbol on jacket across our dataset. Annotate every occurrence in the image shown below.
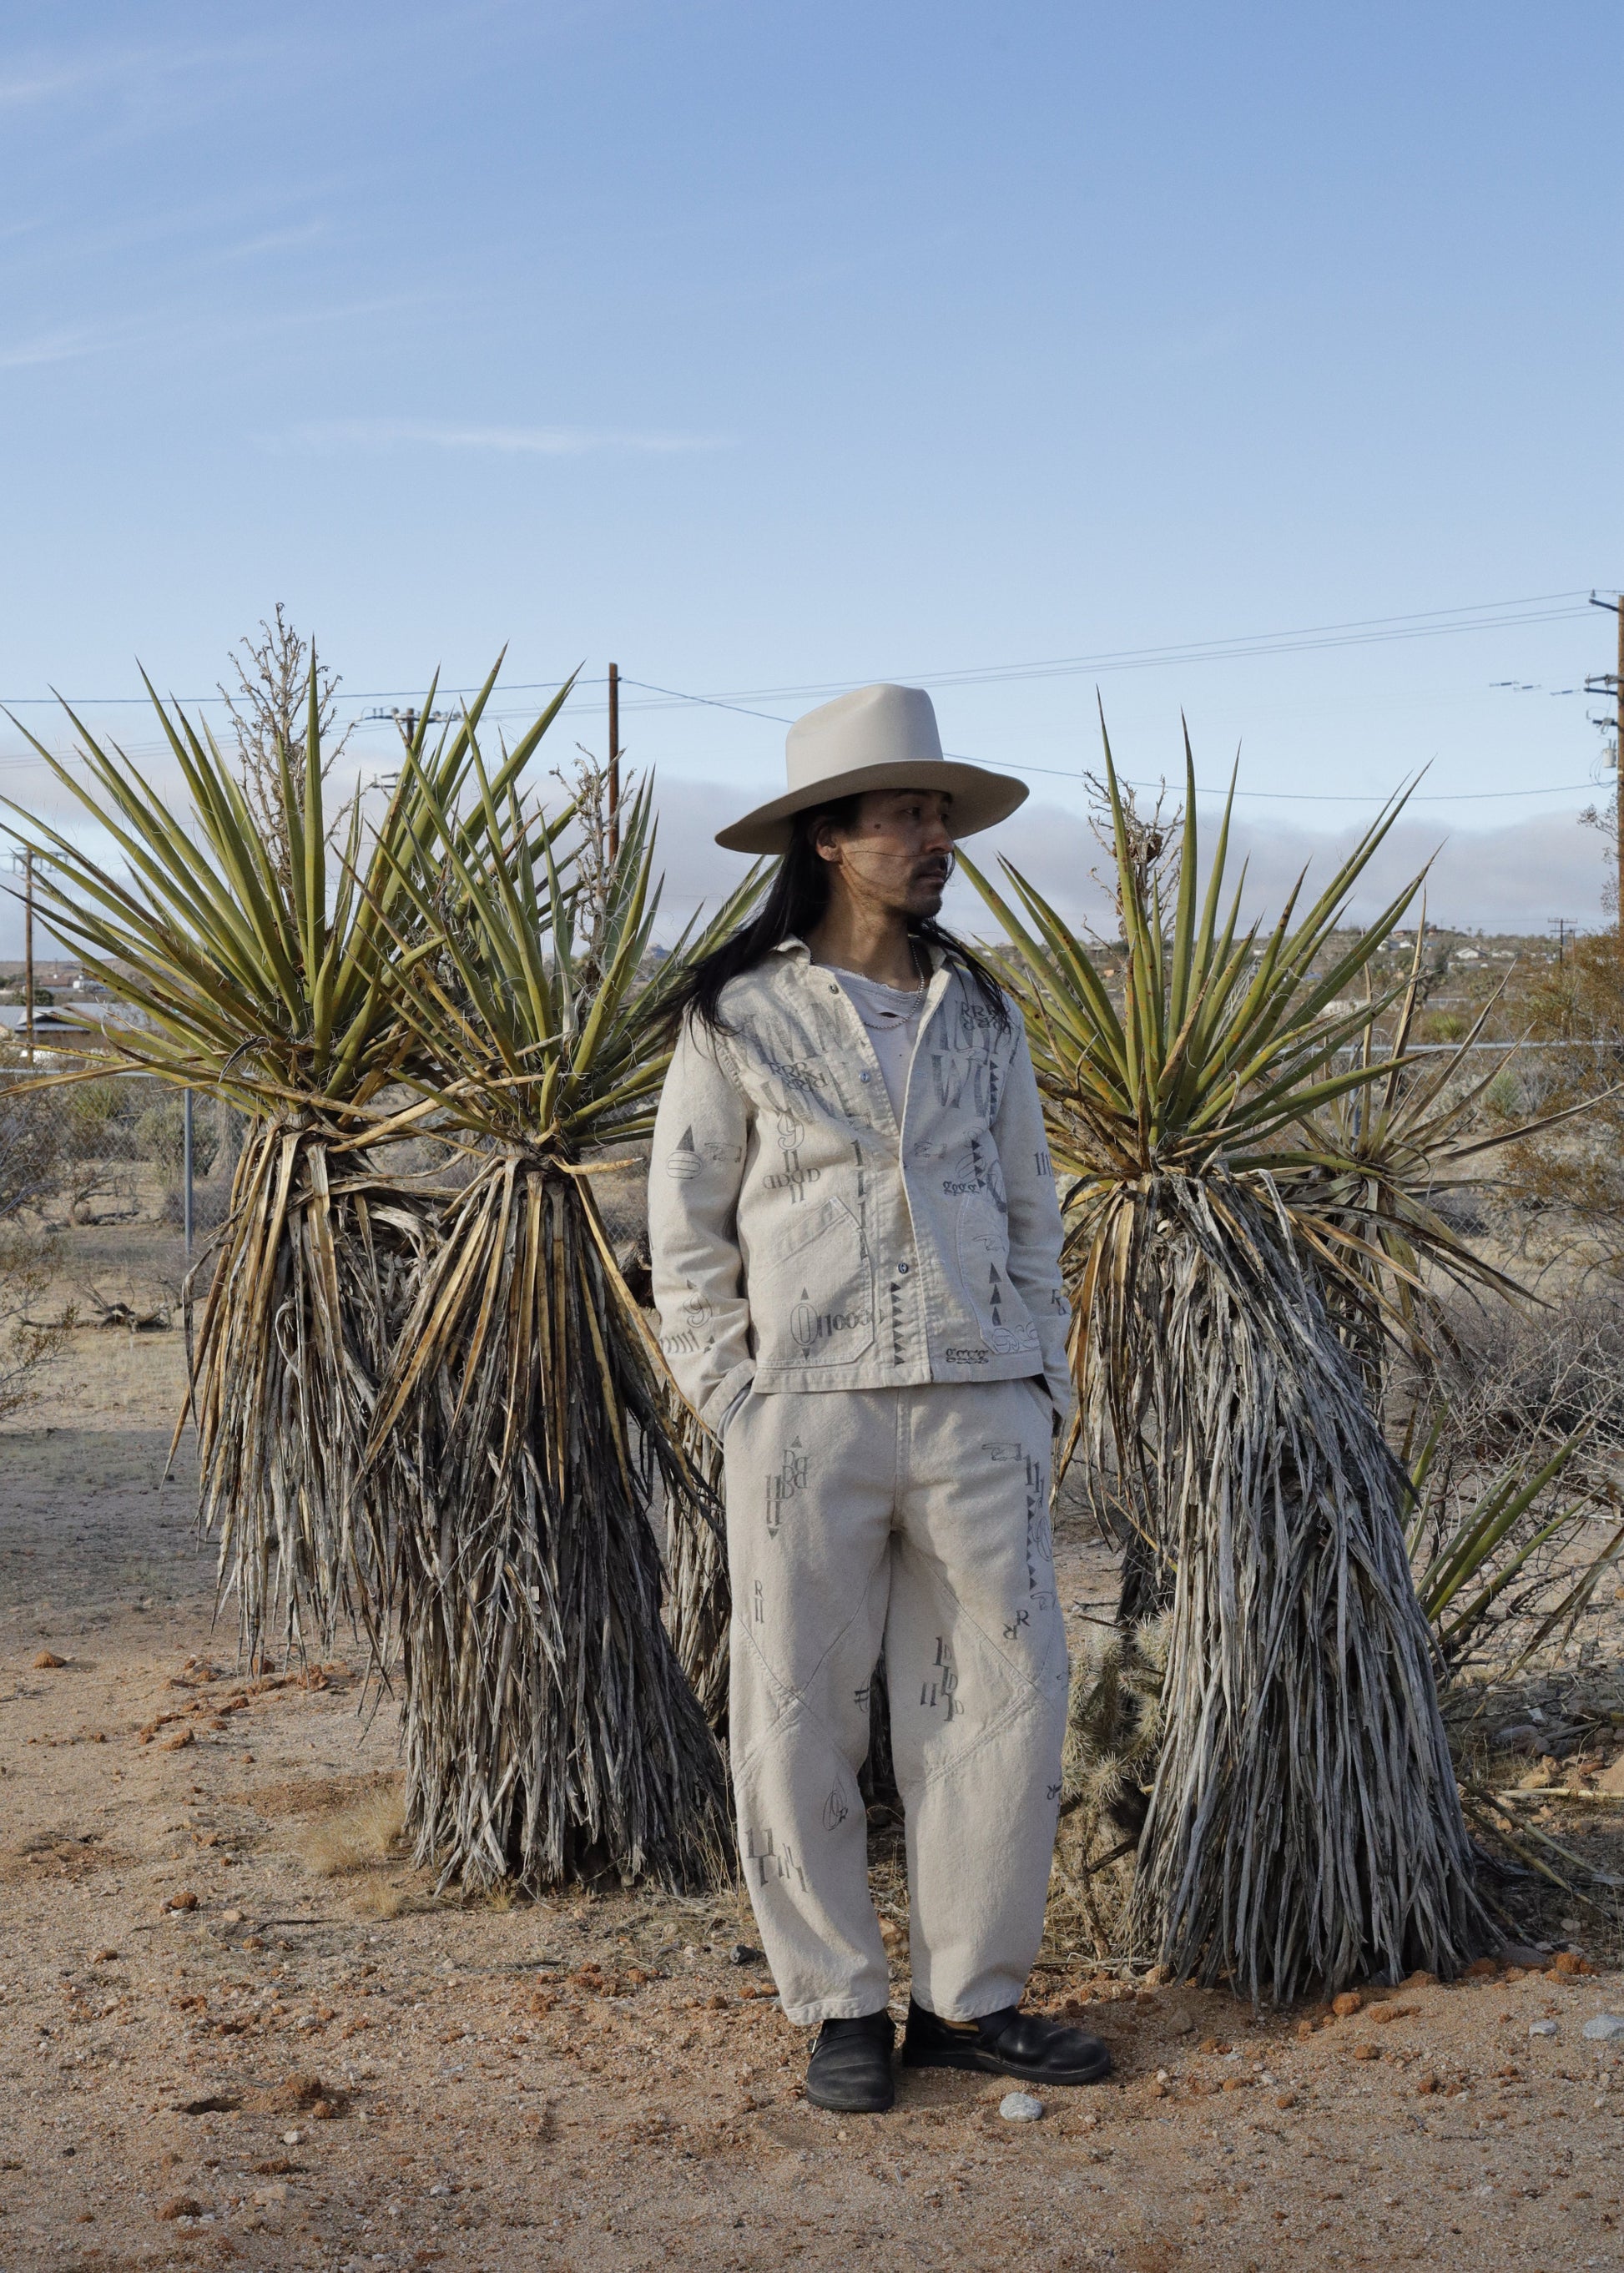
[660,1283,714,1360]
[764,1436,808,1536]
[920,1636,960,1721]
[956,1173,1037,1358]
[790,1288,870,1351]
[821,1787,850,1832]
[941,1133,1000,1199]
[951,993,1005,1051]
[764,1099,820,1202]
[665,1125,704,1179]
[929,1051,991,1116]
[854,1676,872,1714]
[753,1580,764,1626]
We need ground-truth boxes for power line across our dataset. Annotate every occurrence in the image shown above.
[0,587,1601,710]
[620,590,1599,708]
[620,677,1605,808]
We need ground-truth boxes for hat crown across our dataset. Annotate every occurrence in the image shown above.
[784,683,943,796]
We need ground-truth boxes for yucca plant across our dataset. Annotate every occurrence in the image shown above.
[361,759,759,1890]
[3,663,564,1660]
[964,733,1487,2000]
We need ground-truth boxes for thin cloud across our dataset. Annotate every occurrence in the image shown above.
[286,417,729,457]
[0,325,103,370]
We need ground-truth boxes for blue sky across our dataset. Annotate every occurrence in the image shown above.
[3,0,1621,945]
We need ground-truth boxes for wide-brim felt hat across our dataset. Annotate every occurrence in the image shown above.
[714,682,1028,854]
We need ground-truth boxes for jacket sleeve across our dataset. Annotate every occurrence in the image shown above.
[647,1016,756,1430]
[995,1004,1074,1419]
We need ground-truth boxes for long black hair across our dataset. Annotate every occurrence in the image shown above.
[668,796,1010,1036]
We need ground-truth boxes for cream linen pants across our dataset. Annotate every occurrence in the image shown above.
[724,1378,1068,2029]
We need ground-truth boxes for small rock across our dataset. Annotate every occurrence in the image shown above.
[1169,2013,1196,2035]
[164,1892,199,1913]
[33,1651,66,1670]
[281,2129,302,2146]
[728,1944,763,1968]
[1553,1952,1594,1977]
[1274,2091,1299,2109]
[1352,2044,1380,2062]
[999,2092,1044,2123]
[158,2197,204,2222]
[162,1727,195,1751]
[1582,2014,1624,2042]
[1529,2019,1559,2039]
[92,1948,119,1964]
[1492,1723,1541,1752]
[220,1909,244,1926]
[1331,1992,1362,2017]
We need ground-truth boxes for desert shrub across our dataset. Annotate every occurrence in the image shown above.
[0,1080,63,1221]
[0,1227,68,1419]
[135,1096,220,1181]
[1414,1285,1624,1462]
[59,1077,131,1158]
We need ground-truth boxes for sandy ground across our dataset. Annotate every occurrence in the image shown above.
[3,1329,1624,2273]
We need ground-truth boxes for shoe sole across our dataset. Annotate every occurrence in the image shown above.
[901,2044,1112,2088]
[804,2084,895,2114]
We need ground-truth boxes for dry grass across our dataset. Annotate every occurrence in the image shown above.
[295,1783,406,1879]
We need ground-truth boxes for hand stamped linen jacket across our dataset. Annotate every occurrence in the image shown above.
[648,937,1072,1430]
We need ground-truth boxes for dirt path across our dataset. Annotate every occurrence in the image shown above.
[3,1347,1623,2271]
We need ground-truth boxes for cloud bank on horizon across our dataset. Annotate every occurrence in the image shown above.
[643,783,1611,944]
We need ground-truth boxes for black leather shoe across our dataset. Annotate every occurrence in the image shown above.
[804,2011,896,2113]
[901,1997,1112,2086]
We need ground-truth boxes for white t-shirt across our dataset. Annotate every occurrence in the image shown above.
[828,965,928,1122]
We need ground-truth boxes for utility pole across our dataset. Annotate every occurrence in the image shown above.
[607,663,621,863]
[23,847,33,1067]
[1586,592,1624,927]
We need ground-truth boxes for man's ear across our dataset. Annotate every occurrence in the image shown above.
[809,816,844,866]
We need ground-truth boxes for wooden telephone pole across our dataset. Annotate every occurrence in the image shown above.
[607,663,621,862]
[1587,593,1624,927]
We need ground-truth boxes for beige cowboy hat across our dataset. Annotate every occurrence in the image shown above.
[714,682,1029,855]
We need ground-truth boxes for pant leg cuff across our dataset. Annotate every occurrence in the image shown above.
[780,1993,897,2029]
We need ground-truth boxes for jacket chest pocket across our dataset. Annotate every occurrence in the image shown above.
[765,1194,876,1368]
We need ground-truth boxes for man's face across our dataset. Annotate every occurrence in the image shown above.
[816,788,956,918]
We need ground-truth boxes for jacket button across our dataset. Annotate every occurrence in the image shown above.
[897,1261,910,1275]
[859,1070,870,1083]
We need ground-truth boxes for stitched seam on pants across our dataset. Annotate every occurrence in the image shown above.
[727,1558,889,1787]
[894,1530,1064,1711]
[911,1681,1062,1797]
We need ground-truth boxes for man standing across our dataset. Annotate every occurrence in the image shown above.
[649,683,1109,2114]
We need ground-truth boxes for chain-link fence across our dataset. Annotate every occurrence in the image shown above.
[0,1065,248,1323]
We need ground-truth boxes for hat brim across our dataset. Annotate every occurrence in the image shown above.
[714,760,1029,855]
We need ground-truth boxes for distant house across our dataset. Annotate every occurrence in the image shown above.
[0,1000,151,1050]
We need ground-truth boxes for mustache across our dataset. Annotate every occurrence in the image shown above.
[913,851,954,882]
